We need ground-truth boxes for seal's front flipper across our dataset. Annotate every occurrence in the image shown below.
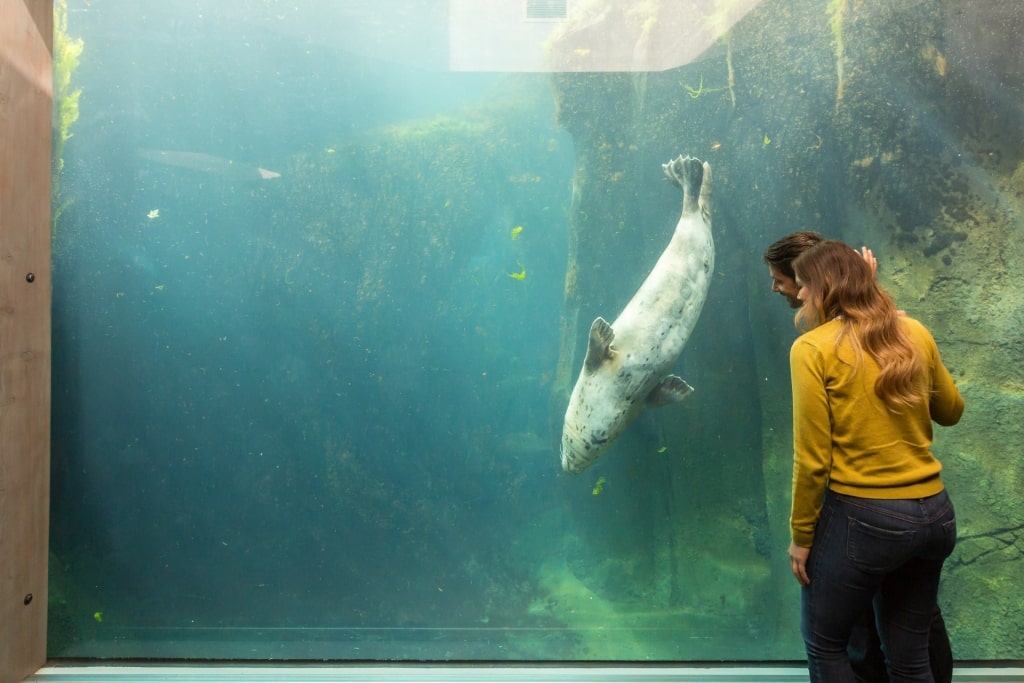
[646,375,694,406]
[584,317,616,372]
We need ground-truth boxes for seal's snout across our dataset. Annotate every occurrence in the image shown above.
[559,423,591,475]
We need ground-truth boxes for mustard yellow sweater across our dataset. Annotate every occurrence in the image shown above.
[789,316,964,547]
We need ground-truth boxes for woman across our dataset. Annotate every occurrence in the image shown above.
[787,240,964,682]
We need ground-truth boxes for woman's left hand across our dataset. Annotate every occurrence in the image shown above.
[860,246,877,275]
[789,542,811,586]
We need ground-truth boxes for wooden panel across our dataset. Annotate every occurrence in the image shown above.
[0,0,53,680]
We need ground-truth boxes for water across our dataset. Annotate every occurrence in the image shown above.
[48,0,1024,664]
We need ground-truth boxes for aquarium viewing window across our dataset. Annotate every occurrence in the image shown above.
[2,0,1023,680]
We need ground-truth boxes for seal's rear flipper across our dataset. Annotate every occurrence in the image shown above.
[661,155,706,216]
[646,375,694,406]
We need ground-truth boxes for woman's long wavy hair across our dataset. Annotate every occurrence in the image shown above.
[792,240,924,410]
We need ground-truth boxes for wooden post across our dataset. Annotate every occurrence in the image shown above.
[0,0,53,679]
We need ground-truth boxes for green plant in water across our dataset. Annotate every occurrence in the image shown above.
[52,0,84,231]
[685,75,705,99]
[683,74,731,101]
[702,0,740,107]
[721,32,737,107]
[686,0,743,104]
[828,0,846,111]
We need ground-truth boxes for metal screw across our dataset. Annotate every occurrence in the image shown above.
[24,593,33,605]
[25,273,35,283]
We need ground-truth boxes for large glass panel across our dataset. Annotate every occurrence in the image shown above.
[49,0,1024,663]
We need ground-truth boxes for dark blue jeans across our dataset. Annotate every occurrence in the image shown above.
[802,489,957,683]
[848,602,952,683]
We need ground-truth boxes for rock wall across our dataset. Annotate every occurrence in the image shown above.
[549,0,1024,659]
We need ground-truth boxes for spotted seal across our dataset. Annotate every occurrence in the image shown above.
[560,155,714,474]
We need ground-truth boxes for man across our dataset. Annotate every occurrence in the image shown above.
[763,231,953,683]
[765,231,825,308]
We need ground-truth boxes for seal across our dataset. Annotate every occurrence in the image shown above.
[560,155,714,475]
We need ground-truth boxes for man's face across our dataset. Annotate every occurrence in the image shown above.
[769,265,802,308]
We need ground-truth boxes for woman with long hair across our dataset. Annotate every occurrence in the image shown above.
[787,240,964,682]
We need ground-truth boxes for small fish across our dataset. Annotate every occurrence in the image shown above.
[93,611,103,623]
[139,149,281,181]
[657,446,668,453]
[592,476,606,495]
[763,134,772,146]
[508,264,526,281]
[510,225,523,240]
[147,209,159,219]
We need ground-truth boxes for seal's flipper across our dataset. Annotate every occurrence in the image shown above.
[584,317,616,372]
[646,375,694,406]
[698,160,712,223]
[661,155,704,215]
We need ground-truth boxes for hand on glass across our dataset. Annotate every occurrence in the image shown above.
[859,245,907,315]
[860,246,877,275]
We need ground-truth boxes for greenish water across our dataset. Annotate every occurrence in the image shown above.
[48,0,1024,664]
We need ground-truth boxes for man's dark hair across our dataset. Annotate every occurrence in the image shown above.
[762,231,824,280]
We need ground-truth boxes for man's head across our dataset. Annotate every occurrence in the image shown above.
[763,231,824,308]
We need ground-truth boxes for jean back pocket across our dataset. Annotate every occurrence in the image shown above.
[847,517,915,574]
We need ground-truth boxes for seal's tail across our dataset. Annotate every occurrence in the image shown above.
[661,155,709,217]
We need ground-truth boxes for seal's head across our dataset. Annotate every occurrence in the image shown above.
[560,421,608,475]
